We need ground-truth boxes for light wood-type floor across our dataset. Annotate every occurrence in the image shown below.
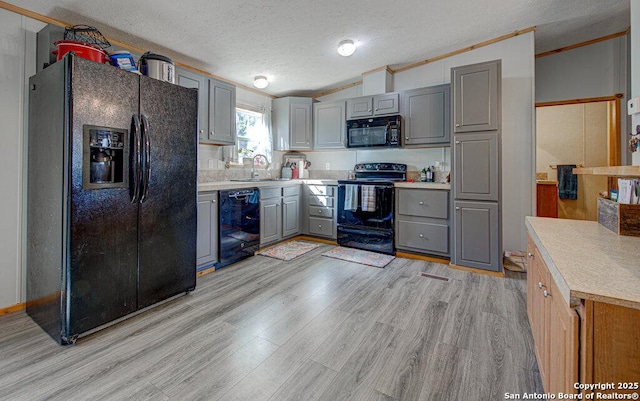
[0,244,542,401]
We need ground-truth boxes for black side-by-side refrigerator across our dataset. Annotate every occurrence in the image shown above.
[27,54,198,344]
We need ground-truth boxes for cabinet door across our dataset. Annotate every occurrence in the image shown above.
[196,192,218,268]
[208,79,236,145]
[373,93,399,115]
[453,200,499,271]
[282,195,300,237]
[289,103,312,149]
[347,96,373,119]
[260,199,281,245]
[402,85,450,146]
[454,132,499,201]
[452,60,500,132]
[548,278,579,395]
[530,246,550,390]
[176,68,208,143]
[314,101,346,149]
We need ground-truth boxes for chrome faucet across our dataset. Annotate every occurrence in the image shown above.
[251,154,269,179]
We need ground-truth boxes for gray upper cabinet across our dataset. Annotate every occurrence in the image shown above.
[176,67,236,145]
[313,101,346,149]
[454,200,499,272]
[176,68,208,142]
[453,132,499,201]
[273,97,314,150]
[208,79,236,145]
[402,84,450,146]
[346,93,399,119]
[452,60,500,133]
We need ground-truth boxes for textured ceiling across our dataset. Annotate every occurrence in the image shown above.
[9,0,630,97]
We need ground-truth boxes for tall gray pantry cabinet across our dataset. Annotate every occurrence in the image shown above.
[451,60,502,272]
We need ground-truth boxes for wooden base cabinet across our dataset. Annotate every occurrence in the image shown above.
[526,234,578,394]
[527,232,640,396]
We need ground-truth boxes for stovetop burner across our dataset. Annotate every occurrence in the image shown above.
[344,162,407,183]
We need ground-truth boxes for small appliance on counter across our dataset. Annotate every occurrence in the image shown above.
[139,52,175,84]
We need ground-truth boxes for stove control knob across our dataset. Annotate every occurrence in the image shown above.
[375,164,381,170]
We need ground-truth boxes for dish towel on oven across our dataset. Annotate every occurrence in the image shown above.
[344,185,359,211]
[361,185,377,212]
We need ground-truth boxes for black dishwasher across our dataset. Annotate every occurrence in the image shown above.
[217,188,260,269]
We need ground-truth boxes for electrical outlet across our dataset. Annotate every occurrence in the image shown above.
[208,160,214,169]
[325,162,330,170]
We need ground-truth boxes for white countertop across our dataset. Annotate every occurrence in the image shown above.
[526,216,640,310]
[198,179,450,192]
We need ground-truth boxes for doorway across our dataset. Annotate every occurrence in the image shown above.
[535,96,621,221]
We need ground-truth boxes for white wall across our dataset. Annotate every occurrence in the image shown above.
[0,9,43,310]
[318,32,536,252]
[632,0,640,165]
[536,36,630,166]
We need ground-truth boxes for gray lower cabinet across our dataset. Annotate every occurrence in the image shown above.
[176,67,236,145]
[273,97,314,150]
[395,188,449,256]
[452,60,500,133]
[453,200,499,272]
[346,93,400,119]
[197,192,218,270]
[453,132,499,201]
[303,184,336,239]
[313,101,346,149]
[402,84,450,146]
[260,185,300,246]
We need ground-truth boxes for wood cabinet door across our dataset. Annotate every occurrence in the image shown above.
[196,192,218,268]
[347,96,373,119]
[453,132,499,201]
[453,200,499,271]
[530,246,550,390]
[282,196,300,237]
[208,79,236,145]
[452,60,500,132]
[314,101,346,149]
[548,278,579,395]
[289,103,312,149]
[260,199,281,245]
[176,67,208,142]
[402,85,450,146]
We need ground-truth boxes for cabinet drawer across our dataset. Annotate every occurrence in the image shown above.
[309,206,333,218]
[397,220,448,254]
[309,217,333,237]
[260,187,281,200]
[309,195,334,207]
[397,189,448,218]
[282,185,300,197]
[307,185,334,196]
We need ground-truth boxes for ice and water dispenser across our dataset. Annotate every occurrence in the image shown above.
[83,125,128,189]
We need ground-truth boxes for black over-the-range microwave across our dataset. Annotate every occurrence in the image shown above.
[346,115,401,148]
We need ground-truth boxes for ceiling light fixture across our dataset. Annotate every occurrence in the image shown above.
[254,75,268,89]
[337,40,356,57]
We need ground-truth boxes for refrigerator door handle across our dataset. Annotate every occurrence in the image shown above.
[131,115,142,203]
[140,113,151,203]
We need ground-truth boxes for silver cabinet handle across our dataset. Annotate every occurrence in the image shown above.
[419,234,424,238]
[455,206,460,210]
[538,282,542,289]
[455,140,460,144]
[527,252,533,258]
[405,137,409,140]
[543,290,548,298]
[455,123,460,127]
[419,201,424,205]
[210,131,214,136]
[318,224,322,228]
[318,209,322,214]
[212,199,216,203]
[200,129,204,134]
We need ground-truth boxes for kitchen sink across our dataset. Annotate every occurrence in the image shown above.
[229,178,291,182]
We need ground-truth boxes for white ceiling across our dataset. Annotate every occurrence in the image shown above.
[10,0,630,97]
